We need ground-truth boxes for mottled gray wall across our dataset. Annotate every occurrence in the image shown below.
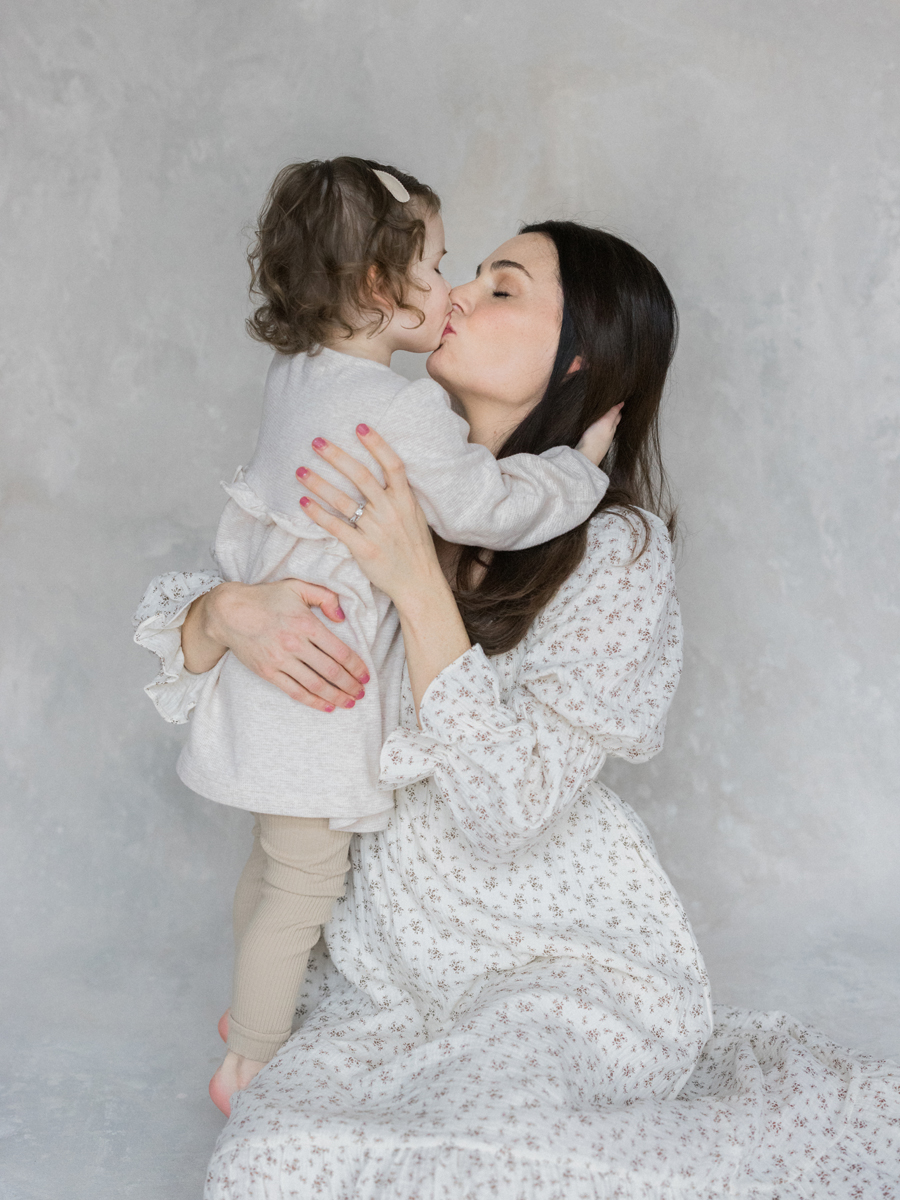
[2,1,898,1195]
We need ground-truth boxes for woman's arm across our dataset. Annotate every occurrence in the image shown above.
[381,515,682,861]
[295,434,681,859]
[171,404,620,716]
[391,572,470,718]
[181,584,234,674]
[183,577,370,711]
[296,427,471,714]
[135,571,370,721]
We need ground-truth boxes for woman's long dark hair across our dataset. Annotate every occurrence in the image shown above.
[453,220,678,656]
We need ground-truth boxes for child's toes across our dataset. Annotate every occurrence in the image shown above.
[208,1068,233,1117]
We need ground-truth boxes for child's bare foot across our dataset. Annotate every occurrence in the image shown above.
[209,1051,267,1117]
[218,1009,230,1042]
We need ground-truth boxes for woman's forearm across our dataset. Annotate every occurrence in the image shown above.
[181,584,235,674]
[394,569,471,717]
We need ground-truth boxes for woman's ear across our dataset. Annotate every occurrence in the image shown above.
[566,355,583,375]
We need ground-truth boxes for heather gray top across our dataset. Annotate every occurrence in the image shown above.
[134,348,609,828]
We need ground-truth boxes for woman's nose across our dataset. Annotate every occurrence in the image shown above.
[448,282,471,312]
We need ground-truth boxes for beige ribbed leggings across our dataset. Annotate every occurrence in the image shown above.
[228,814,352,1062]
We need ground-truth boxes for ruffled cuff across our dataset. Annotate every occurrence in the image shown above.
[133,571,222,724]
[378,646,503,789]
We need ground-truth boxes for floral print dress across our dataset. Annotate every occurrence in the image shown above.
[135,510,900,1199]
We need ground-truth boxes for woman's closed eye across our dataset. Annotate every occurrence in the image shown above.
[492,290,511,298]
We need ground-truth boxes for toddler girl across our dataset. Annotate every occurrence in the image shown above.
[135,157,614,1113]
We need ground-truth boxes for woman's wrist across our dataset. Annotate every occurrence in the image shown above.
[393,569,472,716]
[200,581,246,649]
[181,583,238,674]
[391,563,456,625]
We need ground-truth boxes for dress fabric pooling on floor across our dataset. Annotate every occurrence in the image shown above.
[135,511,900,1199]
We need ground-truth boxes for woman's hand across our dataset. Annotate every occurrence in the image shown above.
[576,402,624,466]
[182,579,369,712]
[296,426,472,716]
[296,426,448,607]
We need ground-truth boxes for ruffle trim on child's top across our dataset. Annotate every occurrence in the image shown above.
[222,467,337,543]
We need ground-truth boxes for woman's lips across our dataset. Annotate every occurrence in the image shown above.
[442,321,455,337]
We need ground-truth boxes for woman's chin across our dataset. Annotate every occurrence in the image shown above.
[426,343,448,381]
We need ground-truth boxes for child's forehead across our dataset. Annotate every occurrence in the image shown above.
[422,208,444,231]
[421,210,446,253]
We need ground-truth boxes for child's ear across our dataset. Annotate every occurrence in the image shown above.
[366,264,393,316]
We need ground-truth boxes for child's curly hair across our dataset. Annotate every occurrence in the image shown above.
[246,157,441,354]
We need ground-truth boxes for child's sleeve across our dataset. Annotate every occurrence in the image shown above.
[376,380,609,550]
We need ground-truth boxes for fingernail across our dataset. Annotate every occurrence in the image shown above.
[355,689,365,699]
[344,699,355,709]
[356,424,370,436]
[359,672,370,684]
[335,606,345,619]
[296,466,309,478]
[324,705,335,713]
[312,437,328,450]
[300,496,311,507]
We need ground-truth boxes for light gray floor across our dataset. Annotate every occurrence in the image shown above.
[4,931,899,1200]
[5,952,229,1200]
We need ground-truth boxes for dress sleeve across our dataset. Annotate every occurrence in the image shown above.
[379,513,682,861]
[376,380,610,550]
[132,570,223,724]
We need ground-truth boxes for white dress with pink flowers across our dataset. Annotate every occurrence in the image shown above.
[136,510,900,1199]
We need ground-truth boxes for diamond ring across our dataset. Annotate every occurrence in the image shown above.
[348,501,367,527]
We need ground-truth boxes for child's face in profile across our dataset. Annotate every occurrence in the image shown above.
[393,212,452,354]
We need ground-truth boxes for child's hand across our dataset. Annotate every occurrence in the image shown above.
[575,403,624,466]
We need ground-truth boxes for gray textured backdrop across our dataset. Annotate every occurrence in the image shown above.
[2,2,898,1197]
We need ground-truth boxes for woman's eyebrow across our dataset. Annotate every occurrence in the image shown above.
[475,259,533,279]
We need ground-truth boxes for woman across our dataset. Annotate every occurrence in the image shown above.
[136,221,898,1197]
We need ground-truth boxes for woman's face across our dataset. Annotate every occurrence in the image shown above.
[426,233,562,439]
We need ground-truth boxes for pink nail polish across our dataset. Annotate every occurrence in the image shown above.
[355,689,365,700]
[296,466,309,479]
[344,699,355,709]
[312,437,328,450]
[359,672,370,684]
[324,705,335,713]
[356,423,370,436]
[300,496,310,507]
[335,606,345,619]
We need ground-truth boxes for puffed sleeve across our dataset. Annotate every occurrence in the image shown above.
[132,570,222,724]
[379,512,682,861]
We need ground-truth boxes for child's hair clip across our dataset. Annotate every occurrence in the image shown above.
[372,169,410,203]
